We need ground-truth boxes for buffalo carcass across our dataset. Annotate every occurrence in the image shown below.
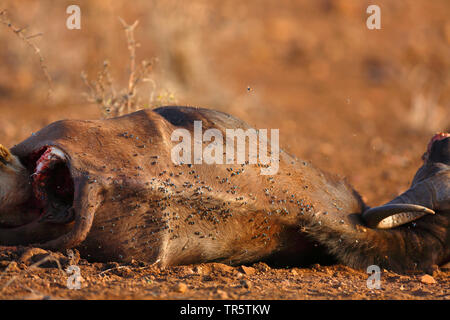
[0,107,448,273]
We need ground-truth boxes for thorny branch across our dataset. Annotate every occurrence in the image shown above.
[119,17,139,115]
[82,18,156,118]
[0,9,53,100]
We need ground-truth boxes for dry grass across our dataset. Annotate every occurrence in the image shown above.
[81,18,177,119]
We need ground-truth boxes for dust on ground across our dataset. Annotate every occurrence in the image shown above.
[0,247,449,300]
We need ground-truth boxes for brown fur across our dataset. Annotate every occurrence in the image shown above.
[0,107,448,273]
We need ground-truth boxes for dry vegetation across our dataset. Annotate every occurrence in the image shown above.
[0,9,52,99]
[81,19,157,118]
[0,0,449,300]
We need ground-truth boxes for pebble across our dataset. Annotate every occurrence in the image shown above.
[4,261,20,272]
[211,263,234,274]
[175,282,188,293]
[253,262,270,272]
[419,274,436,284]
[193,265,205,275]
[216,289,229,299]
[239,265,256,276]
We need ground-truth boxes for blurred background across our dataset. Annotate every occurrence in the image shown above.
[0,0,449,206]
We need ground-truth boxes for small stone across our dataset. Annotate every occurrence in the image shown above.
[216,289,229,299]
[252,262,270,272]
[193,265,205,275]
[176,266,194,275]
[420,274,436,284]
[239,265,256,276]
[5,261,20,272]
[211,263,234,274]
[175,283,188,293]
[291,269,298,276]
[312,263,321,270]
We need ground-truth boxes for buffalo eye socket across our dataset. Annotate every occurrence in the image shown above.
[0,157,8,165]
[429,137,450,165]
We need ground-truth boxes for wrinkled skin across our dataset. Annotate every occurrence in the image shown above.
[0,107,448,273]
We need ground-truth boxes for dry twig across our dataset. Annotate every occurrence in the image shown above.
[82,18,159,118]
[0,9,52,100]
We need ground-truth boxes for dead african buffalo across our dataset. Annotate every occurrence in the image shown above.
[0,106,448,273]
